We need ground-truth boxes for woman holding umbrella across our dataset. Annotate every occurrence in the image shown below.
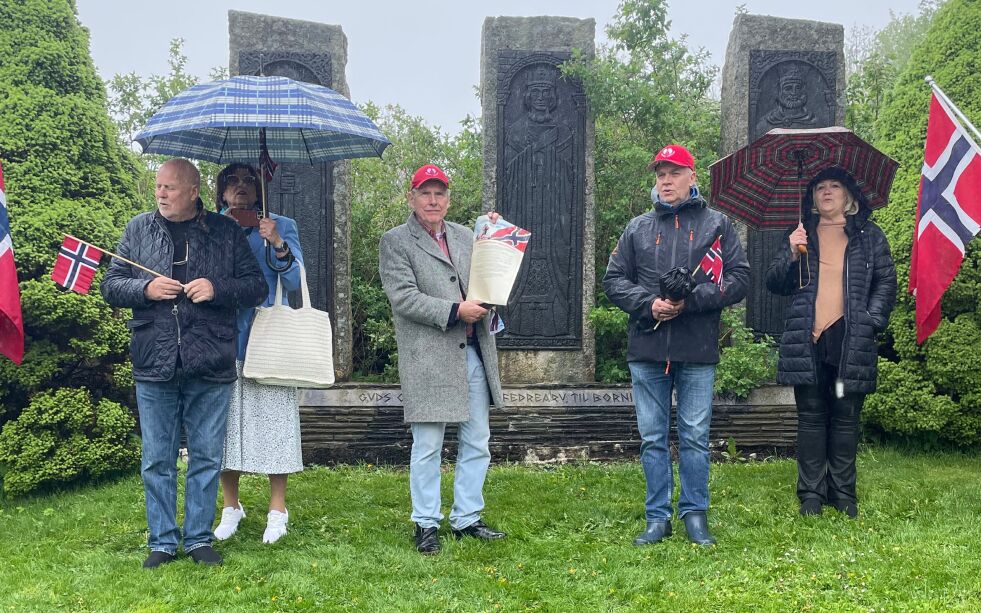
[212,162,305,543]
[765,167,896,518]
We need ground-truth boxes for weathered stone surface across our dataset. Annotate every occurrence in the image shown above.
[298,384,798,465]
[228,11,354,380]
[719,14,845,338]
[481,16,596,383]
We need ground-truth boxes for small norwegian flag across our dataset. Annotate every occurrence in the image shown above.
[51,236,103,294]
[699,235,724,289]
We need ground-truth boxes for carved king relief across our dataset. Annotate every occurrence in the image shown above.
[496,52,585,349]
[749,51,836,143]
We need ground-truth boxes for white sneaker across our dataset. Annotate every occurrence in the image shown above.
[214,503,245,540]
[262,509,288,544]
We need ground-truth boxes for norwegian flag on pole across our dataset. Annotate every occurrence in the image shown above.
[699,235,724,289]
[909,91,981,344]
[51,235,103,294]
[0,161,25,364]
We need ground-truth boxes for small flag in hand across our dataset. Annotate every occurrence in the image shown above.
[52,236,103,294]
[699,235,724,289]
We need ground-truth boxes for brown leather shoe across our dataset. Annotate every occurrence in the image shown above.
[451,520,506,540]
[414,524,441,554]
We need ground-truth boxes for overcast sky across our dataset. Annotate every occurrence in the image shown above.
[76,0,923,133]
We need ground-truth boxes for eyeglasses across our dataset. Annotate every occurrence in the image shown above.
[225,175,258,187]
[173,240,189,267]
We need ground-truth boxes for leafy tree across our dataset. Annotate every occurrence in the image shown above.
[846,1,943,138]
[0,0,144,494]
[865,0,981,447]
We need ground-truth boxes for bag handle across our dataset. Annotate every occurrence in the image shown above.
[273,262,311,309]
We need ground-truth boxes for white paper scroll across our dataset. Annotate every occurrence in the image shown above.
[467,215,531,306]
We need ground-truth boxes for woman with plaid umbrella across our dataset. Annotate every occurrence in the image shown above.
[765,167,896,518]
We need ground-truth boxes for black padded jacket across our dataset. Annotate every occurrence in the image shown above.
[101,207,266,383]
[765,205,897,393]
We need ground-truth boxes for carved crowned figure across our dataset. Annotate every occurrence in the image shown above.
[755,62,818,137]
[502,63,576,338]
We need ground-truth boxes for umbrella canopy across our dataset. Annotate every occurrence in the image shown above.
[708,126,899,229]
[134,75,391,164]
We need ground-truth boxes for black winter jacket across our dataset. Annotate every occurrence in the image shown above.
[101,208,266,383]
[603,192,750,364]
[765,206,896,393]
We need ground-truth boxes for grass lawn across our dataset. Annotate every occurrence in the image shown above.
[0,446,978,611]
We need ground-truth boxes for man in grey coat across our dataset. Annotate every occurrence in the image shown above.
[379,163,507,555]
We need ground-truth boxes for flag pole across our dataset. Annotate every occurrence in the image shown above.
[64,234,164,279]
[926,76,981,144]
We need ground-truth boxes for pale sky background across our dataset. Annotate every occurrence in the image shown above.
[76,0,923,133]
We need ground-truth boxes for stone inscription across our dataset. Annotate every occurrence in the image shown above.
[301,387,634,408]
[496,51,585,350]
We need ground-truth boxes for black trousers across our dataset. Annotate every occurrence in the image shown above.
[793,361,865,505]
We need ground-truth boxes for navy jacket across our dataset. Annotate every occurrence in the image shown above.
[101,208,266,383]
[604,191,750,364]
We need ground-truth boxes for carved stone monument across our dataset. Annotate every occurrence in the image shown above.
[229,11,354,379]
[481,16,596,383]
[720,15,845,338]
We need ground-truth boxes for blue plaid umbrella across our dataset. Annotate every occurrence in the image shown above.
[134,75,390,164]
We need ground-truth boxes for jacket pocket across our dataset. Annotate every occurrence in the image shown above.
[126,319,157,371]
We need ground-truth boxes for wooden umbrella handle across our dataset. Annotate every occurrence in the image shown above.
[798,244,808,254]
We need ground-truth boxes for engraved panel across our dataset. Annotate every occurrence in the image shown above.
[747,50,837,337]
[496,51,585,349]
[239,51,334,314]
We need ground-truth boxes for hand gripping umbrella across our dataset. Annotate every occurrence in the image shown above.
[134,74,391,268]
[708,126,898,254]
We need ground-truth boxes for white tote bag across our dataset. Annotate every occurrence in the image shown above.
[242,264,335,388]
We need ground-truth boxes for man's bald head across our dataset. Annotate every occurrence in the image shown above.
[155,158,202,221]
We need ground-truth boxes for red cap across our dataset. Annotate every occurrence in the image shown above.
[648,144,695,171]
[411,164,450,190]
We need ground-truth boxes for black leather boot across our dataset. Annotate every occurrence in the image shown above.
[794,383,830,504]
[826,393,864,514]
[633,520,671,546]
[682,512,716,546]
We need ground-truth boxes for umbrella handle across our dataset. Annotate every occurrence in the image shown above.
[797,244,808,254]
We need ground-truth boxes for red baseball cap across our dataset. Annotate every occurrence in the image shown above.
[411,164,450,189]
[648,144,695,171]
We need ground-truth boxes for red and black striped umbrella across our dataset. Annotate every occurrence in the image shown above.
[708,126,899,229]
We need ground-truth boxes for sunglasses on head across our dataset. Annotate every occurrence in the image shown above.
[225,174,258,187]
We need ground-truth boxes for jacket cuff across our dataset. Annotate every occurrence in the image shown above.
[448,303,460,327]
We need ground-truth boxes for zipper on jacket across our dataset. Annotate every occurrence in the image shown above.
[837,248,850,390]
[172,303,182,347]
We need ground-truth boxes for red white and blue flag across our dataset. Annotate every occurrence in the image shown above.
[0,161,25,364]
[51,235,103,294]
[909,92,981,343]
[699,235,724,289]
[486,225,531,253]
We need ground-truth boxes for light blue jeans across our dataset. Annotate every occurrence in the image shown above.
[409,346,491,530]
[135,371,231,554]
[628,361,716,521]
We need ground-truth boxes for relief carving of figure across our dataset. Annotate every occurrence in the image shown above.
[503,64,576,338]
[755,62,818,137]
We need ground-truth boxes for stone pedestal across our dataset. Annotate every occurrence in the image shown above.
[229,10,354,380]
[481,16,596,383]
[720,15,845,338]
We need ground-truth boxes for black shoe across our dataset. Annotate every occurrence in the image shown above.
[832,500,858,518]
[188,545,223,566]
[142,551,176,569]
[800,499,823,516]
[632,520,672,546]
[682,512,716,546]
[414,524,441,555]
[451,520,506,541]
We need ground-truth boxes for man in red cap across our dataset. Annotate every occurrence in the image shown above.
[603,144,749,547]
[378,163,507,555]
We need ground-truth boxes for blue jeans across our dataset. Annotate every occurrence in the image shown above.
[628,361,716,521]
[409,346,491,530]
[135,371,231,554]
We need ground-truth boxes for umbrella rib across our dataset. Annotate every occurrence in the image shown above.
[300,128,315,164]
[217,129,230,164]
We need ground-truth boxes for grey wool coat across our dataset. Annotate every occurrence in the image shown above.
[379,213,505,422]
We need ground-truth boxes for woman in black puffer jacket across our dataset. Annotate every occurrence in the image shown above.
[766,167,896,519]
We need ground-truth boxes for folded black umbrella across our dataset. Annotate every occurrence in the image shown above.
[659,267,694,301]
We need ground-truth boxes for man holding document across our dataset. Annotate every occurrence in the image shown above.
[379,163,508,555]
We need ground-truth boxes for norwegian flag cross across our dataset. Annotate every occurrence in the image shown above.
[51,236,103,294]
[699,235,724,289]
[488,225,531,253]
